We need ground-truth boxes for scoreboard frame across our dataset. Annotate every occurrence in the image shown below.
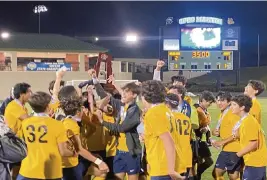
[163,16,240,71]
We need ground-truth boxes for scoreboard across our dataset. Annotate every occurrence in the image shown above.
[163,16,240,71]
[168,51,233,70]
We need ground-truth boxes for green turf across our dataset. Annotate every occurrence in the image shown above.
[201,97,267,179]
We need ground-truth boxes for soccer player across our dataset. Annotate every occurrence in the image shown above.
[140,80,185,180]
[17,91,75,180]
[4,83,31,179]
[48,68,66,118]
[230,95,267,180]
[4,83,31,137]
[94,82,142,180]
[170,75,192,106]
[165,93,192,178]
[168,85,191,118]
[152,60,192,106]
[58,86,109,180]
[211,91,241,180]
[193,91,215,180]
[79,86,108,180]
[243,80,265,124]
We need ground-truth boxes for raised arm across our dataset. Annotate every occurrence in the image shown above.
[52,68,66,101]
[153,60,165,81]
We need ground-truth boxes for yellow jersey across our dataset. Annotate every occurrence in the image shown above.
[172,111,192,173]
[184,95,192,106]
[49,99,60,116]
[103,113,117,157]
[250,98,262,125]
[117,105,129,152]
[62,117,80,168]
[239,114,267,167]
[218,109,241,152]
[4,100,28,138]
[20,115,68,179]
[144,103,183,176]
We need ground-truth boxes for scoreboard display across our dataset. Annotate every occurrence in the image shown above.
[164,16,240,71]
[168,51,233,70]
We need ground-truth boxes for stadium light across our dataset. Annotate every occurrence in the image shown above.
[33,5,48,34]
[95,37,99,41]
[1,32,10,39]
[125,34,138,42]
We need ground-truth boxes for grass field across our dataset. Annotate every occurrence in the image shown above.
[201,97,267,180]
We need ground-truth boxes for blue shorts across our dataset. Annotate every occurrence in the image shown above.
[113,150,141,175]
[17,174,61,180]
[150,175,171,180]
[215,151,243,173]
[62,165,83,180]
[243,166,266,180]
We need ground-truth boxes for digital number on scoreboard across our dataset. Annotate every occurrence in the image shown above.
[168,51,233,71]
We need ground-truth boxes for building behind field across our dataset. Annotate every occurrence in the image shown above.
[0,33,206,100]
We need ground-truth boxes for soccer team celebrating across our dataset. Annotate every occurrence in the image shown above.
[1,60,267,180]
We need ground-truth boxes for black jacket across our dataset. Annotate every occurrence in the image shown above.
[0,97,13,115]
[95,83,142,156]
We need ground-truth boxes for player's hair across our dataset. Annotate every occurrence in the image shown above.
[28,91,51,113]
[199,91,216,103]
[48,80,65,95]
[169,85,186,99]
[248,80,266,96]
[216,91,232,102]
[13,83,31,99]
[58,86,81,116]
[165,93,179,109]
[231,95,252,113]
[121,82,141,95]
[141,80,166,104]
[58,85,78,101]
[171,75,187,85]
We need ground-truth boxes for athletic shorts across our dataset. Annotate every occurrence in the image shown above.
[243,166,266,180]
[113,150,141,175]
[62,165,82,180]
[215,151,243,173]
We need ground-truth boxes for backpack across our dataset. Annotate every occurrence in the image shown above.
[0,115,27,180]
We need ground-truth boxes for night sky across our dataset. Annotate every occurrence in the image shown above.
[0,1,267,66]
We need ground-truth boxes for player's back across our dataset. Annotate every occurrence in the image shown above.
[250,98,262,125]
[20,115,67,179]
[144,103,182,176]
[172,111,192,173]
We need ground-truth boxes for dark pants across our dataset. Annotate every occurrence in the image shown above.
[62,165,83,180]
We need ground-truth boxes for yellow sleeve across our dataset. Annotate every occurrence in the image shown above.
[56,122,68,143]
[63,120,80,135]
[244,119,259,141]
[146,113,169,137]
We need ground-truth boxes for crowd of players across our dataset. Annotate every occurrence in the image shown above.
[0,60,266,180]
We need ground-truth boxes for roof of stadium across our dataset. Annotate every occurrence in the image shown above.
[0,33,107,53]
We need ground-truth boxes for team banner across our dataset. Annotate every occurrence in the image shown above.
[26,62,72,71]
